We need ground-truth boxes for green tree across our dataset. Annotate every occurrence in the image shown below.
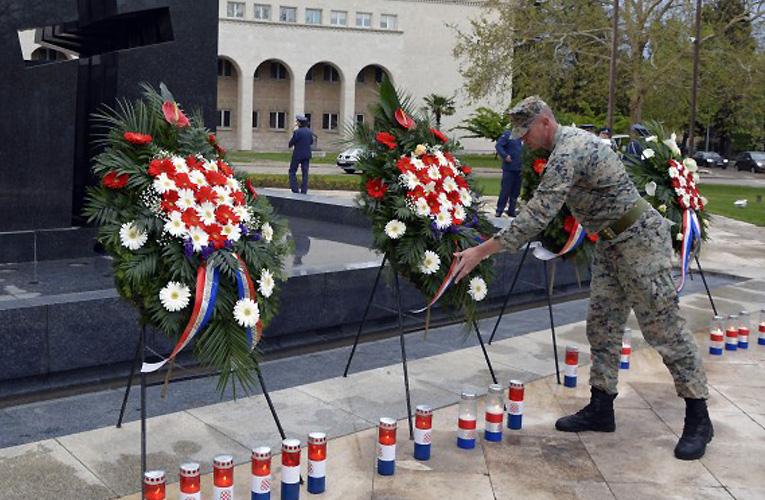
[423,93,457,129]
[455,107,508,144]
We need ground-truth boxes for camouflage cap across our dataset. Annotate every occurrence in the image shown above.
[508,96,549,139]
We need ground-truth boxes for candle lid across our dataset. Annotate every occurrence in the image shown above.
[308,432,327,445]
[379,417,397,429]
[144,470,165,485]
[488,384,503,394]
[282,439,301,452]
[508,379,524,389]
[415,405,432,416]
[180,463,200,477]
[252,446,271,460]
[214,455,234,469]
[566,344,579,352]
[460,390,477,400]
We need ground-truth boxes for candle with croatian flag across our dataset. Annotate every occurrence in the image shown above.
[179,463,200,500]
[413,405,433,461]
[621,328,632,370]
[281,439,301,500]
[507,380,524,430]
[213,455,234,500]
[307,432,327,494]
[709,315,724,355]
[251,447,271,500]
[759,309,765,345]
[726,314,739,351]
[144,470,166,500]
[377,418,397,476]
[564,345,579,387]
[484,384,504,442]
[457,390,478,449]
[738,310,750,349]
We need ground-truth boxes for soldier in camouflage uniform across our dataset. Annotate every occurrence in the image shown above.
[453,96,713,460]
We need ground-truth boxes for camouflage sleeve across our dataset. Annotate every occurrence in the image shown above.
[495,153,576,253]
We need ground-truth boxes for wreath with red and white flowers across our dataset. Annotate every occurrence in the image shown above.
[84,84,289,394]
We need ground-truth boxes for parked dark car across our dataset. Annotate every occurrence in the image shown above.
[734,151,765,173]
[693,151,728,169]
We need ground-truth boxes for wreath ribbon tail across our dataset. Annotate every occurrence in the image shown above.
[233,253,261,350]
[558,222,586,256]
[141,260,220,373]
[675,209,701,293]
[411,256,459,314]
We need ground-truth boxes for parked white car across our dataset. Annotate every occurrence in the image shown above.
[336,148,363,174]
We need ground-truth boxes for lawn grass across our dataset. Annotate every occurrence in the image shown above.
[700,184,765,226]
[229,151,338,165]
[246,172,360,191]
[461,153,501,169]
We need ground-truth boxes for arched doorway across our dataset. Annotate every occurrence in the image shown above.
[252,59,293,151]
[304,62,343,151]
[354,65,391,126]
[216,57,240,150]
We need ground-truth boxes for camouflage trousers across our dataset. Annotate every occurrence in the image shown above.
[587,209,709,399]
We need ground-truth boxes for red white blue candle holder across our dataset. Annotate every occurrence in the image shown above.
[759,309,765,346]
[507,380,524,430]
[484,384,504,442]
[457,390,477,449]
[709,315,724,355]
[564,345,579,388]
[414,405,432,461]
[144,470,166,500]
[377,418,397,476]
[307,432,327,495]
[620,328,632,369]
[251,447,271,500]
[213,455,234,500]
[738,310,751,349]
[281,439,301,500]
[179,463,201,500]
[726,314,739,351]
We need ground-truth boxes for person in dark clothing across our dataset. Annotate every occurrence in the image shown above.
[288,115,313,194]
[494,130,524,217]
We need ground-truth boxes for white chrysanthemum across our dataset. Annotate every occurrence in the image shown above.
[196,202,217,225]
[423,181,437,195]
[641,148,655,160]
[204,160,218,171]
[159,281,191,312]
[176,188,196,210]
[459,189,472,207]
[454,205,466,222]
[434,151,448,166]
[233,298,260,328]
[153,173,176,194]
[222,222,242,242]
[233,205,252,222]
[435,210,453,229]
[644,181,657,196]
[401,172,420,190]
[668,166,680,179]
[442,176,457,192]
[188,170,207,187]
[259,269,275,298]
[164,211,187,237]
[119,222,148,251]
[664,134,681,156]
[419,250,441,275]
[427,165,441,181]
[261,222,274,242]
[172,156,188,172]
[414,197,431,217]
[188,225,209,252]
[677,175,687,187]
[213,186,233,206]
[438,193,453,211]
[227,177,242,191]
[468,276,488,301]
[646,135,657,142]
[384,219,407,239]
[411,157,426,170]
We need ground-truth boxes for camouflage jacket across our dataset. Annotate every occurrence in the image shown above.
[496,126,641,253]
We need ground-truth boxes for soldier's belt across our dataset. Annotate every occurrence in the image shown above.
[598,198,651,240]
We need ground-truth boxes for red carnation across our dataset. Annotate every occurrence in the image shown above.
[246,179,258,196]
[232,190,246,205]
[533,158,547,174]
[431,129,448,143]
[195,185,218,204]
[397,157,413,173]
[182,208,202,228]
[563,216,578,234]
[160,200,177,213]
[455,176,468,189]
[366,178,388,198]
[376,132,397,150]
[444,152,455,163]
[206,224,227,249]
[462,166,472,175]
[186,155,204,171]
[428,198,441,215]
[102,172,129,189]
[395,108,416,129]
[148,158,175,177]
[162,101,190,127]
[215,205,239,225]
[217,159,234,176]
[174,173,194,190]
[408,185,426,199]
[205,169,228,187]
[123,132,152,144]
[447,190,461,205]
[163,190,179,203]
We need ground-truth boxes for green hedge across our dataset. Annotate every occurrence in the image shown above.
[245,173,362,191]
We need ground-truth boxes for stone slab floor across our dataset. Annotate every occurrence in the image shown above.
[2,276,764,500]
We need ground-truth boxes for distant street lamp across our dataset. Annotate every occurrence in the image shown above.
[607,0,619,130]
[689,0,703,155]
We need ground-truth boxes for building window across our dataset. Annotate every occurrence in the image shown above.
[252,111,259,128]
[253,3,271,20]
[218,110,232,128]
[306,8,322,24]
[356,71,365,83]
[322,113,338,130]
[218,59,233,77]
[356,12,372,28]
[271,62,287,80]
[323,65,339,82]
[270,111,287,129]
[304,113,312,125]
[280,6,296,22]
[356,114,364,125]
[330,10,347,26]
[375,67,385,83]
[227,2,245,18]
[380,14,397,29]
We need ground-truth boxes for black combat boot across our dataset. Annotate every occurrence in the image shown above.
[674,398,714,460]
[555,387,616,432]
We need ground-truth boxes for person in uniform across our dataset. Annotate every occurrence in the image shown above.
[452,96,713,460]
[494,129,524,217]
[288,115,313,194]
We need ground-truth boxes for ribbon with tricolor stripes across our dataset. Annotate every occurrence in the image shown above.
[559,221,586,255]
[232,253,263,349]
[676,209,701,293]
[411,256,458,314]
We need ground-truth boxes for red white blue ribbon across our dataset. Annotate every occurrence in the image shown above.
[676,209,701,293]
[232,253,263,349]
[411,256,459,314]
[559,221,586,256]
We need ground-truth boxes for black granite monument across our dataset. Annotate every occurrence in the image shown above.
[0,0,218,263]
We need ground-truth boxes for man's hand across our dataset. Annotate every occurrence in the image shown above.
[453,238,502,283]
[505,155,512,162]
